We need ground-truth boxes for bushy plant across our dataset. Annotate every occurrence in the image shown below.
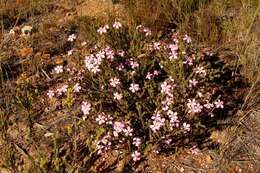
[47,21,243,163]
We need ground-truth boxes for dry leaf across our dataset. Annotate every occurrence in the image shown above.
[54,56,64,65]
[205,155,213,164]
[19,48,33,58]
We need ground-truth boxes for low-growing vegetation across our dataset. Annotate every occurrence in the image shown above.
[0,0,259,172]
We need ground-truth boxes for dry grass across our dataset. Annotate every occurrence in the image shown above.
[0,0,259,172]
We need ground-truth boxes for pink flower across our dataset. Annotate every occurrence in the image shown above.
[146,72,153,80]
[183,34,192,43]
[81,101,91,115]
[131,151,141,161]
[214,100,224,108]
[165,138,172,145]
[96,133,112,155]
[189,78,198,87]
[196,67,206,76]
[182,122,191,132]
[116,63,124,71]
[104,46,115,61]
[204,101,214,109]
[183,57,193,66]
[57,85,68,96]
[167,110,179,128]
[168,44,178,52]
[187,99,203,113]
[112,21,122,29]
[84,53,104,74]
[67,49,73,56]
[96,114,106,125]
[129,83,140,93]
[81,41,87,46]
[109,77,120,87]
[191,145,200,155]
[130,59,139,69]
[68,34,76,42]
[133,137,142,147]
[161,96,174,111]
[54,65,63,74]
[113,122,124,137]
[150,111,165,132]
[160,81,173,96]
[73,83,81,93]
[153,70,160,76]
[143,27,151,36]
[47,90,55,98]
[167,44,179,60]
[97,25,109,34]
[152,42,161,51]
[123,125,133,136]
[113,121,133,137]
[169,52,178,60]
[113,92,123,101]
[116,50,125,57]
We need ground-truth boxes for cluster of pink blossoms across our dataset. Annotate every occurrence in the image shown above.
[84,52,104,74]
[136,25,152,36]
[150,111,166,132]
[187,98,224,115]
[84,47,115,74]
[47,82,81,99]
[104,46,115,62]
[42,19,233,162]
[97,21,122,35]
[187,99,203,114]
[146,70,160,80]
[112,21,122,29]
[97,25,109,34]
[129,58,139,69]
[167,43,179,60]
[95,114,143,162]
[133,137,142,147]
[167,110,180,128]
[95,112,113,125]
[113,121,133,137]
[96,133,112,155]
[161,96,174,111]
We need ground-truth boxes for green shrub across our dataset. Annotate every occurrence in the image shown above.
[47,22,246,163]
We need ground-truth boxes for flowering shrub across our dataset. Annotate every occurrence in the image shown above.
[46,21,243,163]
